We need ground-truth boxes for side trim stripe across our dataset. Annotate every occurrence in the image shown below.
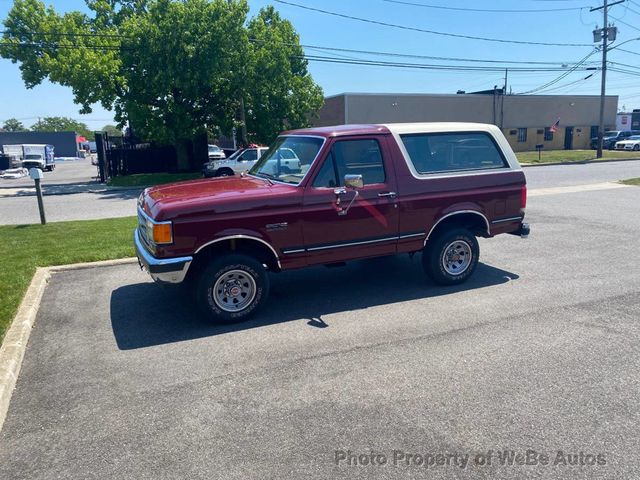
[282,231,426,254]
[491,216,523,224]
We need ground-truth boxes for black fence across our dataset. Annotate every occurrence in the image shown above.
[96,132,207,182]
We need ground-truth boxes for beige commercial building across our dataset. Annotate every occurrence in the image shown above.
[313,93,619,152]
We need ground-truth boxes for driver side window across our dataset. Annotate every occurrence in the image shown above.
[312,139,385,188]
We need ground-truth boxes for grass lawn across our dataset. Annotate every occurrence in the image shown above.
[516,150,639,164]
[621,177,640,186]
[107,172,201,188]
[0,217,137,343]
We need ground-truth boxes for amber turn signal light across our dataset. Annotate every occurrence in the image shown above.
[152,222,173,244]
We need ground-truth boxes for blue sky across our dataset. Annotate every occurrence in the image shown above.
[1,0,639,130]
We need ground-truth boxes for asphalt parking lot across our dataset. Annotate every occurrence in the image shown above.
[0,181,639,479]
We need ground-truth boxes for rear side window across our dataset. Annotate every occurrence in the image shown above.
[400,132,508,174]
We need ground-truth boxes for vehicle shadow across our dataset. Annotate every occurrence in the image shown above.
[110,255,519,350]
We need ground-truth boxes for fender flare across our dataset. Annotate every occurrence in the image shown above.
[194,235,281,269]
[425,210,490,244]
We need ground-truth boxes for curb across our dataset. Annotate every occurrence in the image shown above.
[521,157,640,167]
[0,257,137,433]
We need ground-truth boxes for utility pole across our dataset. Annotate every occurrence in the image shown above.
[591,0,621,158]
[500,68,508,129]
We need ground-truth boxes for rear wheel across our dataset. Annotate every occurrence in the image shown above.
[423,228,479,285]
[196,254,269,323]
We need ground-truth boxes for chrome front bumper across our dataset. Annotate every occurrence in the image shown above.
[134,229,193,284]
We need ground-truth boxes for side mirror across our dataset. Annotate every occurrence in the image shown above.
[344,174,363,189]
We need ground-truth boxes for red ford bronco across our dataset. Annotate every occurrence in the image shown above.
[135,123,529,323]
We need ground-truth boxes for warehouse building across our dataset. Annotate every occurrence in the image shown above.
[0,131,82,157]
[313,93,618,152]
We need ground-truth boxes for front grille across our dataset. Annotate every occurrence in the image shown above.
[137,209,149,244]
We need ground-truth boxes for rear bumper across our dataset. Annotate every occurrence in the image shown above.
[508,222,530,238]
[134,229,193,284]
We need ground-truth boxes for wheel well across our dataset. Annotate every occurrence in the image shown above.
[428,212,490,240]
[188,237,280,280]
[216,167,234,176]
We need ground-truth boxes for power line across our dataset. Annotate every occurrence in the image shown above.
[615,47,640,55]
[609,14,640,32]
[0,30,126,39]
[383,0,588,13]
[249,38,592,66]
[609,60,640,70]
[297,54,596,73]
[517,49,599,94]
[272,0,593,47]
[0,41,125,51]
[529,72,596,94]
[2,34,599,68]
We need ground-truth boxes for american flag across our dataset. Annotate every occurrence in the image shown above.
[550,119,560,133]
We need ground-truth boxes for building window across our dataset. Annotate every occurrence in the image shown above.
[544,127,554,141]
[517,128,528,143]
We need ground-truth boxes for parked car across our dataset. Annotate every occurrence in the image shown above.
[615,135,640,151]
[135,123,529,323]
[202,146,268,177]
[207,144,226,160]
[590,130,640,150]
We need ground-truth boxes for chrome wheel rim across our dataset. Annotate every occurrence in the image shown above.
[212,269,257,312]
[442,240,472,276]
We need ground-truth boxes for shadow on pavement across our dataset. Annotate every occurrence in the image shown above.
[111,255,519,350]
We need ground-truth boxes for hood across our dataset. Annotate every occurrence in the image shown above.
[144,175,296,220]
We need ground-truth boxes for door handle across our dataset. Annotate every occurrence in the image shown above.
[378,191,397,198]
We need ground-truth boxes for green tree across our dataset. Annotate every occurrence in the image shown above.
[118,0,249,154]
[2,118,28,132]
[31,116,93,139]
[245,6,323,144]
[1,0,324,165]
[101,124,122,137]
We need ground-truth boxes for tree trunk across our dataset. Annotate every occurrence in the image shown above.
[175,140,190,171]
[238,97,248,147]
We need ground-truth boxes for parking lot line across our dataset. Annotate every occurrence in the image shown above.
[528,182,630,197]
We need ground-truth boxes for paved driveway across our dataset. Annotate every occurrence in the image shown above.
[0,182,639,479]
[0,157,98,190]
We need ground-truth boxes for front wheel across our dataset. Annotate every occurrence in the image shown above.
[196,254,270,323]
[633,144,639,151]
[215,168,234,177]
[423,228,479,285]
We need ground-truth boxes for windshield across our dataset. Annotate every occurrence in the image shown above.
[628,136,640,140]
[249,136,324,185]
[604,131,619,137]
[208,145,221,153]
[25,154,42,159]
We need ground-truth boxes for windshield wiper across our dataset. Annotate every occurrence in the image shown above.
[253,172,275,185]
